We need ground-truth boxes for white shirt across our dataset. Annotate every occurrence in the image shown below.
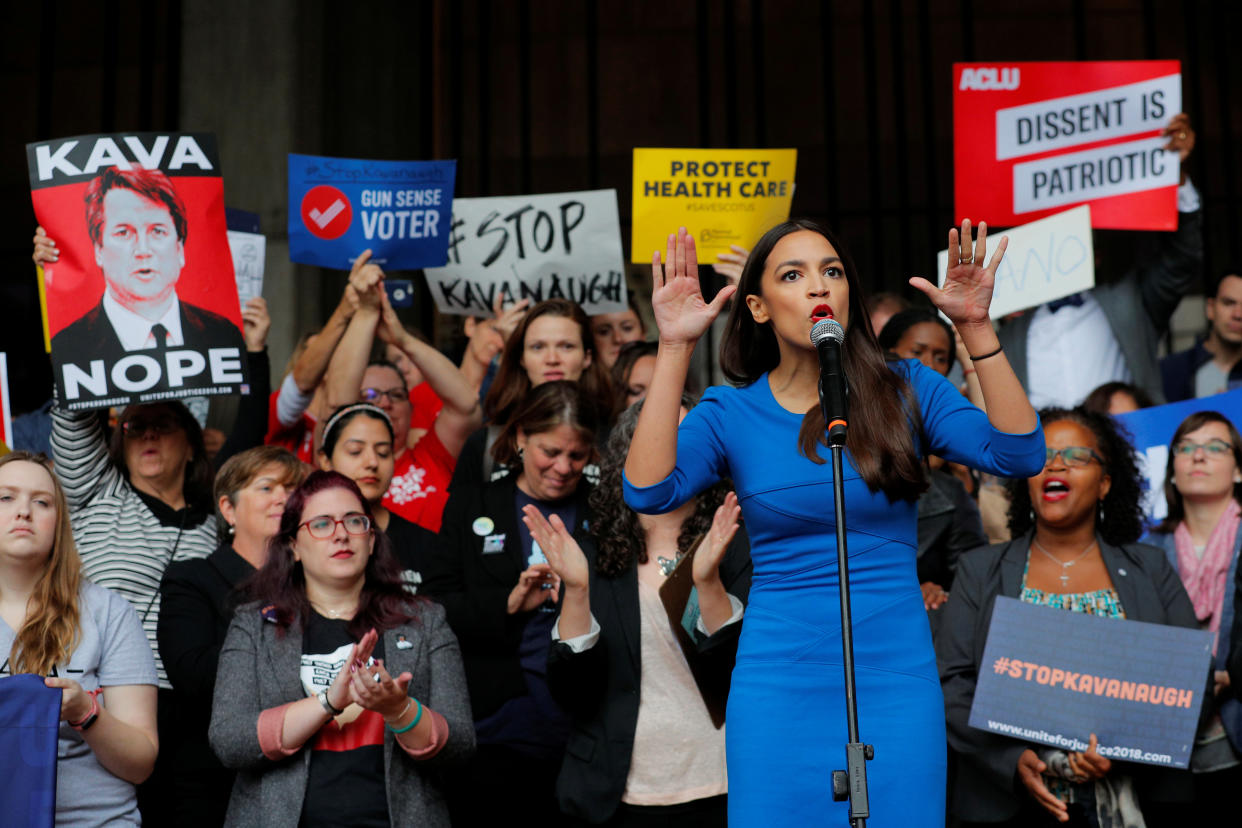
[1025,291,1130,410]
[102,290,184,351]
[1023,178,1201,410]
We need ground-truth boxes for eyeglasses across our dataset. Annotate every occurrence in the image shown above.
[122,418,180,438]
[298,513,372,539]
[1172,439,1233,457]
[360,387,408,405]
[1044,446,1103,467]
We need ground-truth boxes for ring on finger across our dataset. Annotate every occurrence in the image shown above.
[1178,131,1188,139]
[959,256,974,265]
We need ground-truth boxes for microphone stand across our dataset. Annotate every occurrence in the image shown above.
[821,380,874,827]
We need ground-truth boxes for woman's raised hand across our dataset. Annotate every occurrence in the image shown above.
[522,504,589,592]
[651,227,737,347]
[909,219,1007,329]
[692,492,741,586]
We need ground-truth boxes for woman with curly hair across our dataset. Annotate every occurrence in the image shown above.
[938,407,1198,826]
[526,398,752,825]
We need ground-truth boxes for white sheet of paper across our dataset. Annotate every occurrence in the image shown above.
[936,205,1095,319]
[227,230,266,303]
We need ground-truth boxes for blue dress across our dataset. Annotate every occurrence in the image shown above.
[623,360,1045,826]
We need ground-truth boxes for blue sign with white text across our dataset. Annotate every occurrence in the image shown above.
[287,154,456,271]
[970,597,1211,768]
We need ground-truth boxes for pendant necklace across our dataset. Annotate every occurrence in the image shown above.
[1032,538,1097,588]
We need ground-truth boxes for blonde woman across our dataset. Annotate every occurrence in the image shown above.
[0,452,158,826]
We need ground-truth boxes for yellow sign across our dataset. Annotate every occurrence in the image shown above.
[631,148,797,263]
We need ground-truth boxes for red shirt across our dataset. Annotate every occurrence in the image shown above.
[265,390,317,464]
[382,428,454,532]
[409,381,443,432]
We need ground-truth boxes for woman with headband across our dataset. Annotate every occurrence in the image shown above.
[318,403,434,594]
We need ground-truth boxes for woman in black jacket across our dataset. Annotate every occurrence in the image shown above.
[157,445,306,826]
[525,398,752,826]
[422,380,601,825]
[938,407,1198,826]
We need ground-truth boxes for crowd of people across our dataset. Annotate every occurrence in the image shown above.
[3,112,1242,827]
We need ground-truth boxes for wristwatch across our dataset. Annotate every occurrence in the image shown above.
[318,689,344,717]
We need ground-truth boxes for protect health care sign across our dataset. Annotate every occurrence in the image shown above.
[631,149,796,262]
[954,61,1181,230]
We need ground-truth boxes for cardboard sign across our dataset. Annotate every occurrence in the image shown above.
[970,597,1210,768]
[936,206,1094,319]
[227,230,265,303]
[287,154,456,271]
[27,132,249,411]
[1114,388,1242,522]
[631,148,797,263]
[423,189,627,316]
[0,354,11,450]
[954,61,1181,230]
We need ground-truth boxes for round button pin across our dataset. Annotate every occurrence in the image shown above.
[472,517,495,536]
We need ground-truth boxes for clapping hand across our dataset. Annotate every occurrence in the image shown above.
[348,655,414,721]
[521,504,589,592]
[348,250,385,311]
[507,563,559,614]
[651,228,736,347]
[909,219,1007,330]
[691,492,741,586]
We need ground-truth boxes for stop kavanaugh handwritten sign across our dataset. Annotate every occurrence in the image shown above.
[969,597,1210,768]
[954,61,1181,231]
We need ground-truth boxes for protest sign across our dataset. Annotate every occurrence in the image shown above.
[288,154,456,271]
[0,354,11,449]
[1114,388,1242,522]
[954,61,1181,230]
[227,231,266,303]
[631,148,797,263]
[970,596,1210,768]
[423,189,627,317]
[27,132,249,411]
[936,206,1094,319]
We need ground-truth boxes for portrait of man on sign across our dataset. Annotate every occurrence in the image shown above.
[51,166,244,360]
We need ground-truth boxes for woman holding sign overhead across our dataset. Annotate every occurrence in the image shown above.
[939,406,1198,825]
[623,221,1044,826]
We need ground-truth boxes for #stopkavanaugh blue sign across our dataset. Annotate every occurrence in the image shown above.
[288,154,456,271]
[969,597,1211,768]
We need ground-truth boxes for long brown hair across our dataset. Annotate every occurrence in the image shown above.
[1156,410,1242,533]
[719,219,927,502]
[2,452,82,676]
[483,298,613,425]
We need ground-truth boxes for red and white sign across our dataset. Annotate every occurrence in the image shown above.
[300,185,353,240]
[954,61,1182,231]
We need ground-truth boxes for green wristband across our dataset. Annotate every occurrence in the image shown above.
[387,698,423,734]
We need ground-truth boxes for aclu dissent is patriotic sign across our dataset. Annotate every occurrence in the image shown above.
[970,597,1211,769]
[935,206,1094,319]
[954,61,1181,230]
[288,154,456,271]
[423,189,627,317]
[630,148,797,263]
[1114,387,1242,524]
[27,132,248,411]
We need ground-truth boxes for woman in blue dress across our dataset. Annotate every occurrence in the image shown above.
[623,221,1046,826]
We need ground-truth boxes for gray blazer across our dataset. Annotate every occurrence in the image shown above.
[208,600,475,828]
[998,209,1202,405]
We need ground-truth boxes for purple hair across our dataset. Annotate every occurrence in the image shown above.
[245,470,421,637]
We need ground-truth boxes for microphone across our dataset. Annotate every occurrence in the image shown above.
[811,318,848,446]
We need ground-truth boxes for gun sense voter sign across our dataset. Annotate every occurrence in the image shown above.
[954,61,1181,230]
[288,154,456,270]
